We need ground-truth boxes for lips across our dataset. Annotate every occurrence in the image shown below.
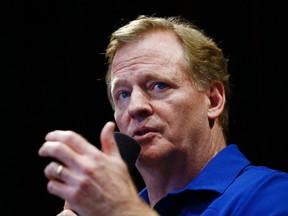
[134,129,150,136]
[132,126,158,140]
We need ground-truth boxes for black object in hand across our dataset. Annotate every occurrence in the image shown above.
[114,132,141,174]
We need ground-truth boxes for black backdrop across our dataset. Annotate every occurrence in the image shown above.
[2,0,288,215]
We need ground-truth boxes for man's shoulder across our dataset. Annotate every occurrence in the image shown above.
[233,164,288,197]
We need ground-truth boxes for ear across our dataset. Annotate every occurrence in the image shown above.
[207,81,225,120]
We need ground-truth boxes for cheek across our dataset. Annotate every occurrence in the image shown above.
[114,110,127,131]
[114,110,121,124]
[167,94,206,126]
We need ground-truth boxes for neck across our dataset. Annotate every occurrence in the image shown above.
[136,126,227,207]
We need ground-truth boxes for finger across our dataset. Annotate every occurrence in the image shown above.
[64,201,72,210]
[57,209,78,216]
[100,121,120,157]
[41,161,80,201]
[44,162,67,182]
[44,130,96,155]
[63,201,79,216]
[38,141,82,169]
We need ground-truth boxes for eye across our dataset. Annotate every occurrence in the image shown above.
[118,91,130,100]
[153,82,168,90]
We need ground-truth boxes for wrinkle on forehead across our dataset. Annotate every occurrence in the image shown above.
[111,30,184,77]
[112,53,173,76]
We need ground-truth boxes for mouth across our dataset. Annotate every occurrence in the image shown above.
[132,127,158,142]
[134,129,151,136]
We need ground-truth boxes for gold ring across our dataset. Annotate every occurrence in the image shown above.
[55,164,64,180]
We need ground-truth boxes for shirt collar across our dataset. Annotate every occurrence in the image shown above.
[179,144,251,194]
[139,144,251,201]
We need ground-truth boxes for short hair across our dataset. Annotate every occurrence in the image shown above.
[105,15,231,137]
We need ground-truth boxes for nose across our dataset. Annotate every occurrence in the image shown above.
[128,89,153,120]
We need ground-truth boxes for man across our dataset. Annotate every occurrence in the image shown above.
[39,15,288,216]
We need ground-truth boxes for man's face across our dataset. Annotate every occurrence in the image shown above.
[110,31,210,166]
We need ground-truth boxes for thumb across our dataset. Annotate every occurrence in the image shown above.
[62,201,78,215]
[63,201,72,210]
[100,121,121,157]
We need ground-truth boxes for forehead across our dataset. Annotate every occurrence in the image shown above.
[111,30,184,76]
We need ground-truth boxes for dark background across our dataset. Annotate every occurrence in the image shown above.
[1,0,287,215]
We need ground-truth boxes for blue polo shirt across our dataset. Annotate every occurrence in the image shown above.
[139,144,288,215]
